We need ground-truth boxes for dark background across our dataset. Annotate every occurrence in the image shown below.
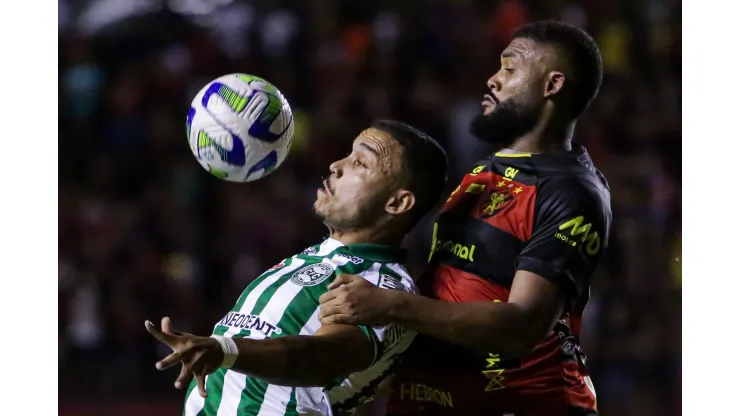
[58,0,681,414]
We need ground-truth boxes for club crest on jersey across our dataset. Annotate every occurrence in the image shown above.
[290,263,335,286]
[480,190,514,218]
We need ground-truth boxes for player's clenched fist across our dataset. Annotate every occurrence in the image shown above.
[318,274,393,326]
[145,317,223,398]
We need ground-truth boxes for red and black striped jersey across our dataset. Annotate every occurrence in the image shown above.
[389,144,611,415]
[423,143,611,314]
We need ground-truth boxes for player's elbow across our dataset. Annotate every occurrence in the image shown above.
[502,331,544,357]
[482,306,552,357]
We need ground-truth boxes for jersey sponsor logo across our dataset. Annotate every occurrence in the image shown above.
[471,165,485,175]
[301,246,318,255]
[432,239,477,262]
[480,189,514,219]
[503,167,519,180]
[482,354,506,392]
[290,263,335,286]
[481,300,508,392]
[396,382,454,408]
[334,253,364,265]
[267,260,287,271]
[554,216,601,256]
[217,311,282,337]
[379,273,405,291]
[465,183,486,194]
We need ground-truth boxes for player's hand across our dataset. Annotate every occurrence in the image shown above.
[145,317,223,398]
[318,274,392,326]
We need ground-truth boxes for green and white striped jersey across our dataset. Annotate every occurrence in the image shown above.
[184,238,417,416]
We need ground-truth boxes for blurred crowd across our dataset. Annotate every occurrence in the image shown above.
[58,0,681,414]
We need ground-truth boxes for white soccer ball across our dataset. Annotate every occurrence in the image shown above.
[186,73,295,182]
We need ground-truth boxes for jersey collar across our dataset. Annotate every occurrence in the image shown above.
[322,238,407,263]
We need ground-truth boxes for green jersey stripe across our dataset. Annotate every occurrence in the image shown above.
[196,371,226,415]
[219,259,305,338]
[234,264,320,415]
[251,262,334,414]
[235,376,264,415]
[186,239,416,416]
[212,369,248,415]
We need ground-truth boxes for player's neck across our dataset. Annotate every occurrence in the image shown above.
[328,227,404,247]
[508,121,575,154]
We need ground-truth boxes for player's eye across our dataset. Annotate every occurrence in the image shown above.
[504,68,514,73]
[353,159,366,168]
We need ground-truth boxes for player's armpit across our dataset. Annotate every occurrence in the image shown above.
[229,324,374,387]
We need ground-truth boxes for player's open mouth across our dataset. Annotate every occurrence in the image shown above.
[321,178,333,195]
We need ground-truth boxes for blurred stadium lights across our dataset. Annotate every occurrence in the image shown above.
[72,0,237,35]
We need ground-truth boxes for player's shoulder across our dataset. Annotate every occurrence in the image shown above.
[332,247,417,294]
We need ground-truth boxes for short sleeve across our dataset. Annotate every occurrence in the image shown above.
[516,178,611,300]
[355,269,417,365]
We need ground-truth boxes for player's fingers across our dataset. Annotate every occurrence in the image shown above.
[162,316,180,335]
[318,288,339,304]
[326,273,355,290]
[318,300,344,320]
[157,350,186,370]
[145,320,179,347]
[319,306,354,325]
[195,373,208,398]
[320,312,353,326]
[174,362,193,390]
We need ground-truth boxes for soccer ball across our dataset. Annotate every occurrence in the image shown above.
[186,74,295,182]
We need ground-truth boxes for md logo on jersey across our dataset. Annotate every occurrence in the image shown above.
[480,190,514,219]
[290,263,335,286]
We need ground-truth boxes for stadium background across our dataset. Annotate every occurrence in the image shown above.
[58,0,681,415]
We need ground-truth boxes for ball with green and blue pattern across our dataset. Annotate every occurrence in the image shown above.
[186,74,295,182]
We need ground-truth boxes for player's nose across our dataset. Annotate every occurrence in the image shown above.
[329,160,342,178]
[487,74,501,93]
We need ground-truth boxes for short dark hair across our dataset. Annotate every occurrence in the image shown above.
[513,21,603,118]
[371,120,448,226]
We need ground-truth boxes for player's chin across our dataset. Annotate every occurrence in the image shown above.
[312,201,328,220]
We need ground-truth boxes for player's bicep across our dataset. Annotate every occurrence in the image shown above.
[508,269,568,342]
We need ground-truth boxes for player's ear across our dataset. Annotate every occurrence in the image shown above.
[544,71,566,98]
[386,189,415,216]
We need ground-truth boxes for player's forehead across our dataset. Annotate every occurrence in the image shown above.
[502,38,558,70]
[353,128,399,159]
[502,38,537,60]
[353,128,402,174]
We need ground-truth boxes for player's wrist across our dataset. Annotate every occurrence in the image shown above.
[210,335,239,368]
[382,289,406,322]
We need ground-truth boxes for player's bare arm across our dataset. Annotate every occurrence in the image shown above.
[146,317,374,397]
[319,270,565,356]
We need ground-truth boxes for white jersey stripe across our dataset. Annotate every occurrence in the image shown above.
[216,370,248,416]
[255,270,320,415]
[221,259,305,338]
[184,376,207,415]
[216,260,306,415]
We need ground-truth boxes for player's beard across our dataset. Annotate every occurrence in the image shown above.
[470,97,539,148]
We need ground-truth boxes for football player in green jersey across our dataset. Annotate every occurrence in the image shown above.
[146,120,448,416]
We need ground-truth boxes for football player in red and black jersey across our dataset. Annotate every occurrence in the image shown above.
[319,21,611,416]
